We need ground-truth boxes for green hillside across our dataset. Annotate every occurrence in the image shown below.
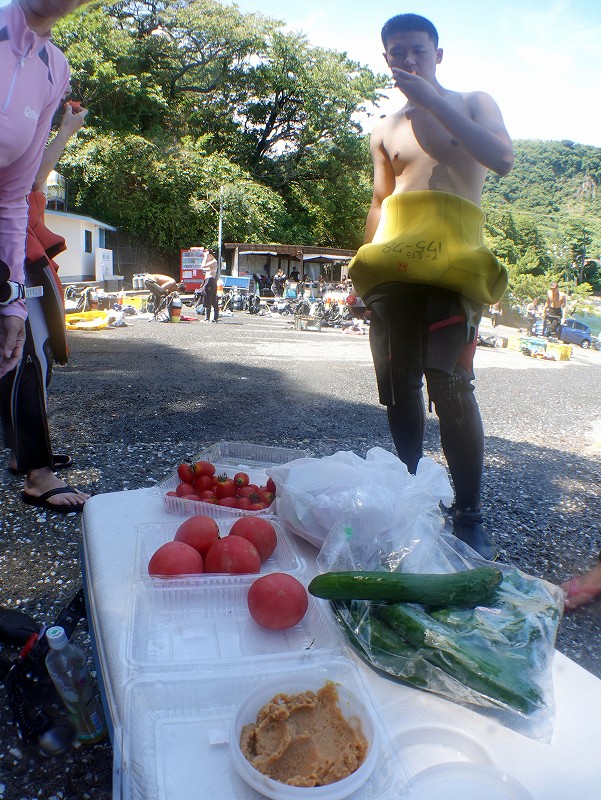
[482,139,601,305]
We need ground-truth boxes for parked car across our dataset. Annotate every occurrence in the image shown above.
[558,318,594,349]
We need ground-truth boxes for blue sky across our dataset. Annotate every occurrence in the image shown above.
[230,0,601,148]
[3,0,599,146]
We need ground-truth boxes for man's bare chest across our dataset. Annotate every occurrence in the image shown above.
[383,112,464,173]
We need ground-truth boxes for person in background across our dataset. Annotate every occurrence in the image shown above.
[561,555,601,611]
[349,13,513,559]
[525,297,541,334]
[203,273,219,322]
[271,268,286,297]
[1,0,93,512]
[543,281,567,337]
[143,272,179,299]
[489,301,502,328]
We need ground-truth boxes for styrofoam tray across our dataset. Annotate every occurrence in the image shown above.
[124,579,338,670]
[120,657,410,800]
[136,518,306,580]
[150,441,308,519]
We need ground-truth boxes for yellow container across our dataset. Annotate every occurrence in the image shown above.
[507,336,522,351]
[125,294,147,309]
[546,342,572,361]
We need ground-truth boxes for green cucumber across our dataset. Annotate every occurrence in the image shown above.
[373,602,545,715]
[309,567,502,608]
[330,600,429,689]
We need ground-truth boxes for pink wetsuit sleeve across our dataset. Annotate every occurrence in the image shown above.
[0,71,69,320]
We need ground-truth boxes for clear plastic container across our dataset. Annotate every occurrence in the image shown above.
[407,763,535,800]
[120,657,409,800]
[230,678,380,800]
[150,441,308,519]
[136,518,305,581]
[124,580,338,670]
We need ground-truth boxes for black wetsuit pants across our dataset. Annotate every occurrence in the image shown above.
[204,286,219,321]
[0,290,53,471]
[368,285,484,512]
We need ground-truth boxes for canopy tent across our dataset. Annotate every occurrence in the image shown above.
[224,243,356,281]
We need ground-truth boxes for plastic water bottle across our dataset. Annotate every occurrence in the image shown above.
[45,626,107,744]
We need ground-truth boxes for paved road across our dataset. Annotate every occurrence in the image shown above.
[0,309,599,798]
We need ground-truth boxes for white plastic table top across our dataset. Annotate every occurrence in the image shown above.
[82,487,601,800]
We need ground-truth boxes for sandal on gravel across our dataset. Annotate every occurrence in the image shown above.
[8,454,74,476]
[561,577,601,611]
[21,486,85,514]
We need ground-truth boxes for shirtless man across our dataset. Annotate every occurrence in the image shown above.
[355,13,513,559]
[143,273,179,296]
[543,282,567,337]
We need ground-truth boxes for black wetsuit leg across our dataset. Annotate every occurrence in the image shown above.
[424,365,483,511]
[369,289,426,474]
[0,294,53,471]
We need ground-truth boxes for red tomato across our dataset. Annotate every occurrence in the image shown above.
[236,497,253,510]
[237,485,259,501]
[194,474,213,492]
[229,517,277,561]
[265,477,276,495]
[234,471,250,487]
[176,481,197,497]
[183,493,203,502]
[177,463,195,484]
[174,516,220,557]
[247,574,308,629]
[258,490,275,506]
[204,536,261,574]
[198,490,217,503]
[148,541,204,577]
[217,497,239,507]
[194,460,216,477]
[215,478,236,499]
[166,490,177,497]
[249,502,265,510]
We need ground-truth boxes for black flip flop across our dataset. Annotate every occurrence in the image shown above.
[8,454,74,476]
[21,486,86,514]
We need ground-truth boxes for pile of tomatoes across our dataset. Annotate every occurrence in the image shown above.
[148,515,278,577]
[147,515,308,630]
[168,460,276,511]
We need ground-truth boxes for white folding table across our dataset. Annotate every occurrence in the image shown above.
[81,488,601,799]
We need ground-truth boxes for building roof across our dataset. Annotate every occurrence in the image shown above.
[46,209,118,232]
[224,243,356,261]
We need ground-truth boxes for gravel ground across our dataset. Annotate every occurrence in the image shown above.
[1,308,600,799]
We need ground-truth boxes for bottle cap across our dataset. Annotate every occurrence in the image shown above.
[46,626,68,650]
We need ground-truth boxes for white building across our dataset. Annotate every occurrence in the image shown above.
[44,208,121,289]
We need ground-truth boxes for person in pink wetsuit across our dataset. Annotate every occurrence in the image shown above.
[1,0,91,511]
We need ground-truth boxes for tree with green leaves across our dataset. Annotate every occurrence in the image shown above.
[52,0,386,256]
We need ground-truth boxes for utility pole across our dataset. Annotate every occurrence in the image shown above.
[217,185,223,277]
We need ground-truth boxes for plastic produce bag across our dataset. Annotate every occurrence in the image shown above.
[329,549,563,742]
[274,450,564,741]
[270,447,453,574]
[322,523,562,742]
